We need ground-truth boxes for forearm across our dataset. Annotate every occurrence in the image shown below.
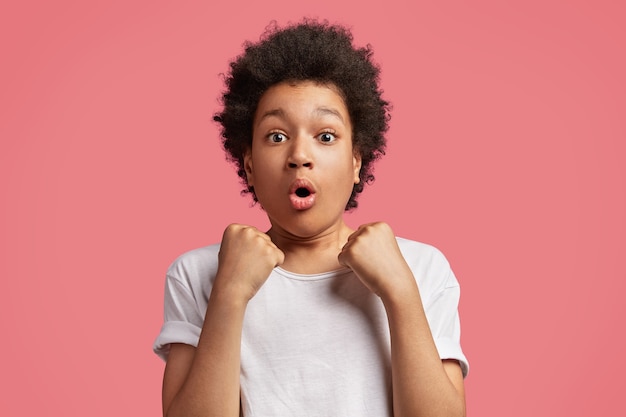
[166,287,246,417]
[384,286,465,417]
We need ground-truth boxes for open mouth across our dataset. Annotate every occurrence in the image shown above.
[289,179,316,210]
[295,187,311,198]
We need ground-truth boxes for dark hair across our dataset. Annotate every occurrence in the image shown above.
[214,19,390,210]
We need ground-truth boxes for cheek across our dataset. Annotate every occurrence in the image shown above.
[249,154,281,190]
[331,155,361,191]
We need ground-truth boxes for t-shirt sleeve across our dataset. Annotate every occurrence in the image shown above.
[423,267,469,377]
[153,273,205,361]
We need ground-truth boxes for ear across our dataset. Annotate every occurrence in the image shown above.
[243,148,254,187]
[352,152,362,184]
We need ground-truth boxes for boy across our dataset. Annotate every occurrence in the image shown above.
[154,20,469,417]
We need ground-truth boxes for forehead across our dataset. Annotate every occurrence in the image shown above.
[254,80,350,124]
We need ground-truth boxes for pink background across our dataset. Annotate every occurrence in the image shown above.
[1,0,624,415]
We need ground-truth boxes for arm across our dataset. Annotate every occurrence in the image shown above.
[163,288,246,417]
[339,222,466,417]
[383,284,466,417]
[162,224,284,417]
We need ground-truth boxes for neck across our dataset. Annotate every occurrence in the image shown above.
[267,222,354,274]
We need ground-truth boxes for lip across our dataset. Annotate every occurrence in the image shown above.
[289,178,317,210]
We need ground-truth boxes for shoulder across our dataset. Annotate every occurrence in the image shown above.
[395,237,452,272]
[166,243,221,289]
[395,237,460,298]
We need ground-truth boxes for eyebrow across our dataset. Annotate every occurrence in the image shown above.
[256,107,346,125]
[314,107,345,124]
[257,108,286,123]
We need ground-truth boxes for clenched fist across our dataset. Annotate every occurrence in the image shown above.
[338,222,417,301]
[215,224,285,302]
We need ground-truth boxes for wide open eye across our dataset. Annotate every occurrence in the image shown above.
[318,132,336,143]
[269,132,287,143]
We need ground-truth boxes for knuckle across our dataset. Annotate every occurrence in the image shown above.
[225,223,243,234]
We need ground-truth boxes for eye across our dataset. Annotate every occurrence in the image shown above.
[318,132,336,143]
[268,132,287,143]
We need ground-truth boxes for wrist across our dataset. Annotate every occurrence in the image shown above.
[380,279,421,313]
[211,276,254,307]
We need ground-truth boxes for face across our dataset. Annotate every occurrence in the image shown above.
[244,81,362,238]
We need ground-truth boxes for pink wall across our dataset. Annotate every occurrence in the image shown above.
[1,1,624,415]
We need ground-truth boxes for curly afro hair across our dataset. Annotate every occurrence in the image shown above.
[214,20,390,210]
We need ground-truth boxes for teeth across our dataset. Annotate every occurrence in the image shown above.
[295,188,310,197]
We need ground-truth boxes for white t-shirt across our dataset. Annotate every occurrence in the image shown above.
[154,237,469,417]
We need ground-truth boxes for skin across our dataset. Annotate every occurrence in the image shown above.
[161,81,466,417]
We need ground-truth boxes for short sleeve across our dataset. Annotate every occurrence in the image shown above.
[397,238,469,378]
[153,245,219,361]
[423,269,469,377]
[152,274,204,361]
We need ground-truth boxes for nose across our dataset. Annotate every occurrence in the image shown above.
[286,136,313,169]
